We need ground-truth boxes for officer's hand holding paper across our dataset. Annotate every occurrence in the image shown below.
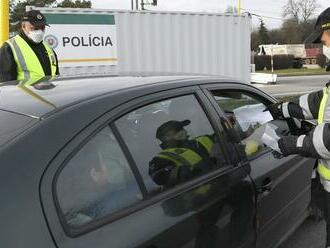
[261,123,282,153]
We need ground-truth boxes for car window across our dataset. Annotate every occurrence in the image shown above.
[56,126,142,228]
[115,94,231,194]
[209,90,274,158]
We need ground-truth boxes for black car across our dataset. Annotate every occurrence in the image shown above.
[0,75,314,248]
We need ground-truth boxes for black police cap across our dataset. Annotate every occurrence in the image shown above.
[305,7,330,44]
[156,120,191,140]
[21,10,49,27]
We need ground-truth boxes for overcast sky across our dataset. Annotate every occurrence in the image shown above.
[88,0,329,29]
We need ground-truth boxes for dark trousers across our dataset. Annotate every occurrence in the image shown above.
[324,189,330,246]
[311,172,330,246]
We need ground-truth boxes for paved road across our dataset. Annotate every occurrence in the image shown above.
[254,75,329,248]
[254,75,329,97]
[279,219,325,248]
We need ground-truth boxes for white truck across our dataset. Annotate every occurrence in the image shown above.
[258,44,322,67]
[29,6,252,83]
[259,44,306,58]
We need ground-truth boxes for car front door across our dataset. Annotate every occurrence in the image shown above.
[202,83,315,248]
[114,89,256,248]
[41,86,256,248]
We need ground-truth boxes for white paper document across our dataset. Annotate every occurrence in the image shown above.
[261,123,282,153]
[233,103,273,131]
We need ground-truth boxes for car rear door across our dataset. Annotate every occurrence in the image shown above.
[41,86,256,248]
[201,82,315,248]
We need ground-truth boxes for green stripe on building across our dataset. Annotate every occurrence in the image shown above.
[44,14,115,25]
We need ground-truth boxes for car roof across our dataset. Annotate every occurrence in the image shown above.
[0,75,240,119]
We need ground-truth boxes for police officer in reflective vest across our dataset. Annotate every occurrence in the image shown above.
[0,10,59,83]
[267,7,330,248]
[149,120,215,187]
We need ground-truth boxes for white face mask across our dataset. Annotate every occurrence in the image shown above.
[323,45,330,60]
[27,29,45,43]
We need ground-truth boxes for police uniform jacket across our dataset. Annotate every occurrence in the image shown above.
[149,137,216,187]
[0,31,59,82]
[278,85,330,191]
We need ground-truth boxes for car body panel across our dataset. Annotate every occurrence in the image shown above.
[200,83,315,248]
[40,85,256,248]
[0,110,38,147]
[0,76,211,118]
[251,153,313,248]
[0,76,314,248]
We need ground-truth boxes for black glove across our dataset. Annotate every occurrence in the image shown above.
[264,102,283,120]
[278,136,298,157]
[272,150,284,159]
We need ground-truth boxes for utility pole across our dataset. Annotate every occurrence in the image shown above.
[136,0,139,10]
[0,0,9,46]
[131,0,134,10]
[141,0,145,10]
[238,0,241,15]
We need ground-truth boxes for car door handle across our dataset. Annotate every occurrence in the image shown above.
[257,178,272,193]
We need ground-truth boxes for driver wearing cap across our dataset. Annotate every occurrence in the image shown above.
[0,10,59,83]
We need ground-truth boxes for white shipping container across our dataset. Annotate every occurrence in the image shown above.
[30,7,252,82]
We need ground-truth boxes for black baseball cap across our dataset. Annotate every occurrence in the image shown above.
[305,7,330,44]
[156,120,191,140]
[21,10,49,27]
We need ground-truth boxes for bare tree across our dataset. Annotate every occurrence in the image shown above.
[283,0,319,23]
[299,0,320,23]
[283,0,300,22]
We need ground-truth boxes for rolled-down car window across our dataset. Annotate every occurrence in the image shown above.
[210,91,275,158]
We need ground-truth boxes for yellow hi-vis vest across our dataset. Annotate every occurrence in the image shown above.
[317,86,330,180]
[6,35,57,82]
[156,136,214,194]
[156,136,214,168]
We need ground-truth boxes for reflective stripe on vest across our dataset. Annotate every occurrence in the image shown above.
[317,87,330,180]
[195,136,214,153]
[156,137,214,168]
[157,146,212,195]
[6,35,56,81]
[318,163,330,180]
[318,87,329,124]
[157,148,203,168]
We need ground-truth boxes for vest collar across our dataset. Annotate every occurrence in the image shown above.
[19,31,43,47]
